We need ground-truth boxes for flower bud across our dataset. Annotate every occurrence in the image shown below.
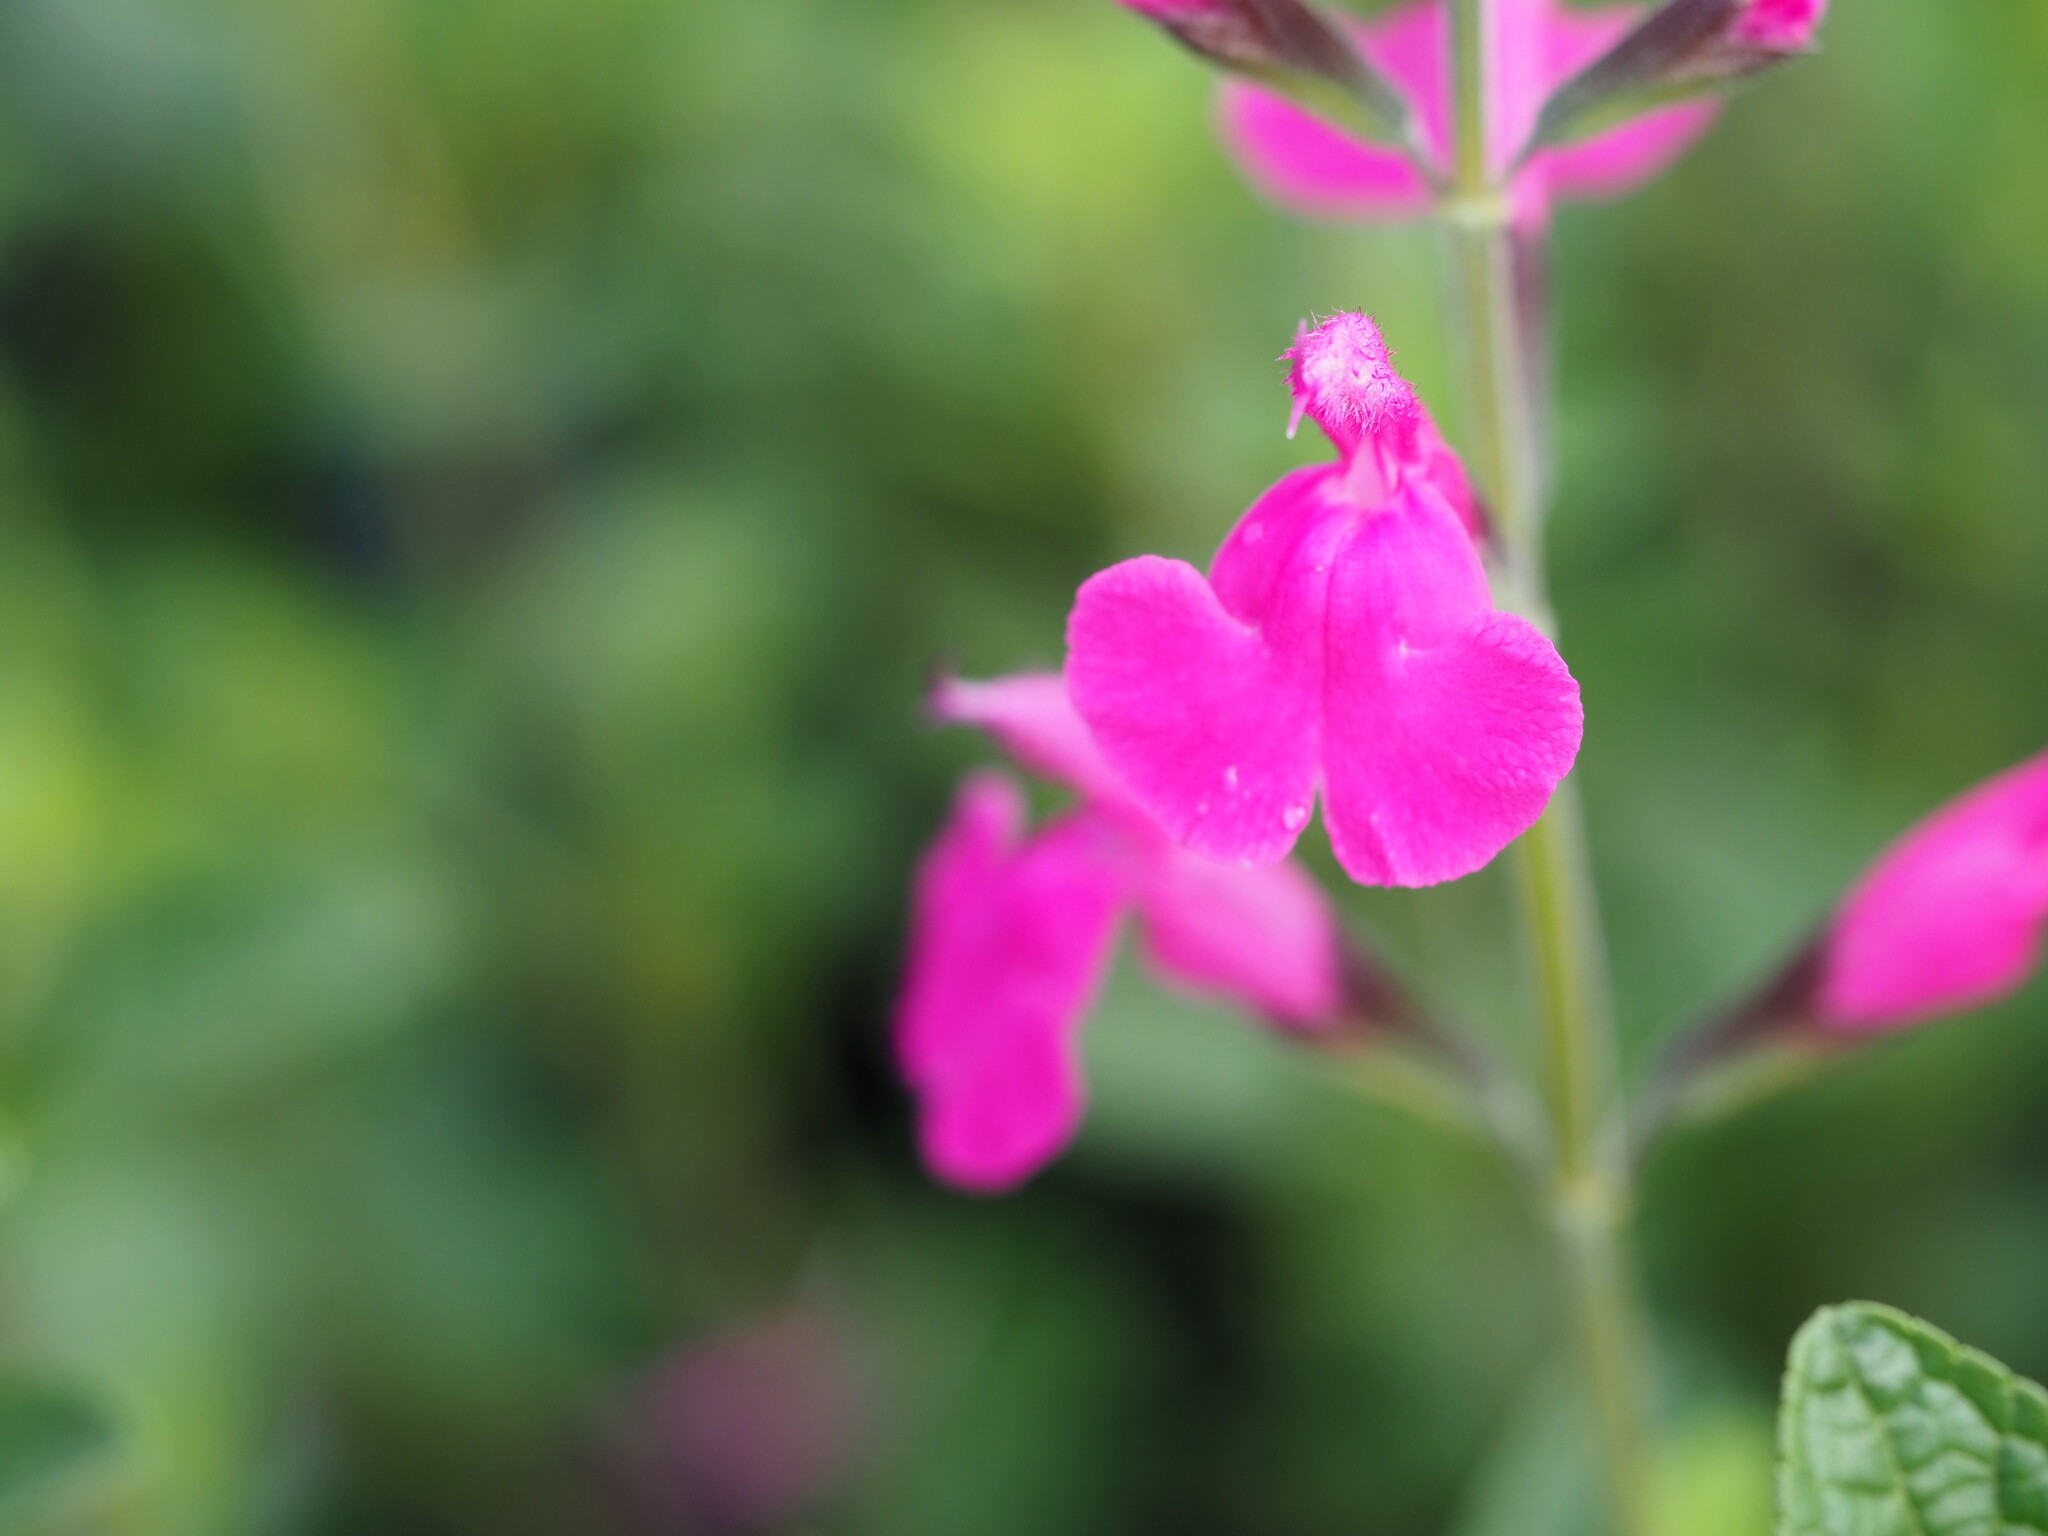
[1817,750,2048,1031]
[1112,0,1414,148]
[1673,748,2048,1082]
[1732,0,1827,52]
[1116,0,1272,72]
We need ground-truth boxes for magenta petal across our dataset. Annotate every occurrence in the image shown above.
[1364,0,1453,157]
[894,776,1127,1191]
[1736,0,1826,49]
[1136,845,1343,1029]
[931,671,1129,808]
[1216,82,1433,222]
[1212,0,1449,220]
[1541,0,1639,84]
[1819,752,2048,1030]
[1319,485,1582,886]
[1545,101,1720,201]
[1533,1,1719,199]
[1409,405,1484,541]
[1067,492,1337,865]
[1208,464,1346,623]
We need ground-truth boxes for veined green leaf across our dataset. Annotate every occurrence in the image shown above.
[1778,1302,2048,1536]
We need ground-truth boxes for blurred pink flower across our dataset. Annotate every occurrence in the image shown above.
[626,1309,861,1535]
[897,674,1343,1191]
[1217,0,1719,224]
[1734,0,1827,50]
[1116,0,1233,17]
[1065,313,1581,889]
[1818,750,2048,1030]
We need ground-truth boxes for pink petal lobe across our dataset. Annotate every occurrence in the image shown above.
[1135,845,1344,1029]
[1216,82,1433,222]
[931,671,1128,807]
[1819,751,2048,1030]
[894,776,1127,1191]
[1067,537,1330,867]
[1533,0,1721,198]
[1544,101,1720,202]
[1364,0,1453,159]
[1207,463,1347,623]
[1542,1,1640,82]
[1410,405,1485,541]
[1319,485,1583,886]
[1070,469,1351,865]
[1212,0,1449,221]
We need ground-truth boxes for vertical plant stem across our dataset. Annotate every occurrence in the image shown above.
[1440,4,1652,1534]
[1449,0,1490,198]
[1554,1171,1652,1536]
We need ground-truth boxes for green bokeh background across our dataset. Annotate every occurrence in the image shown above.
[0,0,2043,1529]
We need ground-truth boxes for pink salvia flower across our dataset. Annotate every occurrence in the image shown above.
[1733,0,1826,50]
[897,774,1124,1191]
[941,674,1344,1025]
[620,1308,862,1535]
[896,674,1344,1191]
[1218,0,1720,225]
[1818,749,2048,1031]
[1066,315,1581,889]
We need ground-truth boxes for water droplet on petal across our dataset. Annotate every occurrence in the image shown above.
[1196,799,1210,817]
[1243,523,1265,546]
[1224,765,1239,788]
[1281,804,1309,833]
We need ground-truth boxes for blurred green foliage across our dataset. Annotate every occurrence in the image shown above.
[0,0,2043,1530]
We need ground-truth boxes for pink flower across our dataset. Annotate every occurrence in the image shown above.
[1217,0,1720,225]
[1065,314,1582,889]
[620,1309,862,1534]
[896,673,1344,1191]
[1818,750,2048,1031]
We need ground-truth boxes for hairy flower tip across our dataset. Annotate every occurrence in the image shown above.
[1734,0,1826,49]
[1285,313,1419,449]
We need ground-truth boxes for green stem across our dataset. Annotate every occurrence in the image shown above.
[1439,5,1652,1534]
[1554,1172,1653,1536]
[1518,788,1609,1186]
[1449,0,1490,199]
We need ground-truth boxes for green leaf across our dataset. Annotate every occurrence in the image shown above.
[1778,1302,2048,1536]
[0,1382,116,1518]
